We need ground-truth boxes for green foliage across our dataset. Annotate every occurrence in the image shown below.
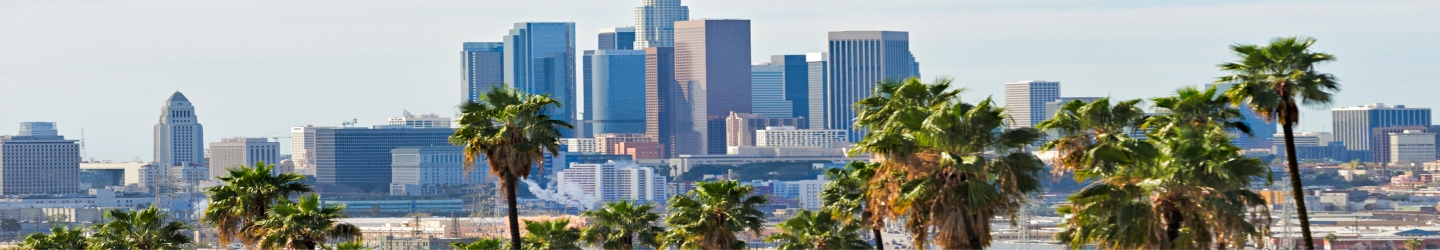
[451,237,506,250]
[20,226,88,250]
[89,206,192,250]
[452,86,573,248]
[662,180,769,249]
[250,194,362,250]
[819,161,885,248]
[201,161,311,246]
[680,161,830,181]
[580,200,663,249]
[322,241,370,250]
[766,210,872,250]
[521,218,582,250]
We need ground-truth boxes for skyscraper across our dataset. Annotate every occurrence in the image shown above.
[633,0,689,49]
[1004,81,1061,129]
[290,125,323,170]
[1332,103,1431,151]
[504,22,577,137]
[583,50,648,137]
[598,27,636,50]
[675,19,752,155]
[154,92,204,168]
[645,47,678,158]
[772,55,810,121]
[314,126,456,192]
[806,52,828,129]
[1,122,80,194]
[825,31,917,141]
[462,42,504,102]
[750,63,792,118]
[208,138,280,179]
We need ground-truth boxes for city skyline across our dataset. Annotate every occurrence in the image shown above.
[3,0,1439,160]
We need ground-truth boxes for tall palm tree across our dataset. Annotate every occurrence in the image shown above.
[851,77,1046,249]
[249,194,362,250]
[661,180,768,249]
[201,161,312,246]
[452,237,507,250]
[766,210,871,250]
[19,226,88,250]
[520,218,582,250]
[451,86,571,249]
[89,206,192,250]
[580,200,663,249]
[819,161,883,249]
[1047,94,1272,249]
[1220,36,1340,250]
[1035,97,1154,176]
[1144,85,1252,137]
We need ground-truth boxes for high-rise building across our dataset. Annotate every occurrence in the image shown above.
[313,126,456,192]
[1389,130,1435,164]
[754,126,848,148]
[1332,103,1431,151]
[0,122,80,194]
[633,0,689,49]
[556,160,667,203]
[154,92,204,168]
[675,19,752,155]
[725,112,807,147]
[208,138,280,179]
[290,125,326,171]
[750,63,792,118]
[645,47,679,158]
[598,27,636,50]
[388,111,451,128]
[772,55,811,121]
[1004,81,1061,129]
[806,52,828,128]
[389,146,491,196]
[504,22,577,137]
[582,50,648,137]
[462,42,504,102]
[825,31,917,141]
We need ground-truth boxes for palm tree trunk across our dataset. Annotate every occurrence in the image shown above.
[1164,209,1183,249]
[1282,123,1315,250]
[872,227,885,250]
[506,178,523,250]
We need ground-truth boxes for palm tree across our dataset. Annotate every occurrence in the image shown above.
[851,77,1046,249]
[321,241,370,250]
[89,206,192,250]
[819,161,884,249]
[1220,36,1340,250]
[661,180,768,249]
[580,200,663,249]
[452,237,507,250]
[520,218,581,250]
[201,161,312,246]
[1047,94,1272,249]
[249,194,362,250]
[1144,85,1252,137]
[766,210,871,250]
[1035,97,1153,176]
[19,226,88,250]
[1405,238,1423,250]
[451,86,572,249]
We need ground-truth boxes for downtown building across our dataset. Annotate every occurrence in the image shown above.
[555,160,667,203]
[725,112,807,148]
[582,49,648,137]
[154,92,204,168]
[0,122,80,195]
[632,0,689,49]
[461,42,504,102]
[1004,80,1061,129]
[313,125,457,192]
[505,22,578,137]
[1388,130,1436,164]
[598,27,636,50]
[751,63,793,118]
[822,31,919,141]
[1332,103,1431,162]
[755,126,848,148]
[389,146,491,196]
[673,19,752,155]
[208,137,280,179]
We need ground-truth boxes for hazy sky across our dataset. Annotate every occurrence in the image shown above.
[2,0,1437,161]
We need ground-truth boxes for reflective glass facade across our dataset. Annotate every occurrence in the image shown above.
[462,42,504,102]
[505,22,577,137]
[826,31,917,141]
[314,127,456,192]
[583,50,648,137]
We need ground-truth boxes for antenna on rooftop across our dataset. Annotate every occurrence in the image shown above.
[342,119,358,128]
[79,128,88,161]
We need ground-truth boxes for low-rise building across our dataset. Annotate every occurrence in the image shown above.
[0,188,154,209]
[555,160,667,203]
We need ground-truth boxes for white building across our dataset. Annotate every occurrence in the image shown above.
[555,160,667,203]
[0,122,81,195]
[154,92,205,168]
[563,138,599,153]
[388,111,451,128]
[754,126,847,148]
[0,188,154,209]
[1390,130,1436,163]
[794,177,826,210]
[632,0,689,49]
[290,125,326,170]
[1003,81,1060,128]
[208,137,280,179]
[389,146,490,196]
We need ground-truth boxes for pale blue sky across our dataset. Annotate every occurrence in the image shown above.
[2,0,1437,161]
